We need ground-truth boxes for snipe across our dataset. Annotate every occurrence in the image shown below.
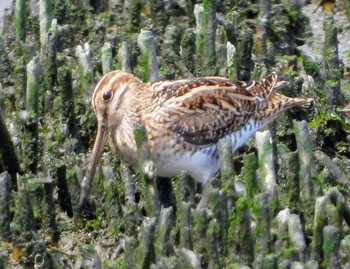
[79,70,312,206]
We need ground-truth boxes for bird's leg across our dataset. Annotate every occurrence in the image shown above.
[133,125,161,217]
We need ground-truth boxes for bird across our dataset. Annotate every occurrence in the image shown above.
[79,70,312,206]
[312,0,335,13]
[338,107,350,114]
[338,106,350,124]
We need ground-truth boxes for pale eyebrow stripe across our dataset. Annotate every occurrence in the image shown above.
[92,71,119,111]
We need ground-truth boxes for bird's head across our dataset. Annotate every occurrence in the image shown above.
[79,70,142,206]
[92,70,142,127]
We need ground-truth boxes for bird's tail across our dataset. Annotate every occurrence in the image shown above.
[256,93,313,122]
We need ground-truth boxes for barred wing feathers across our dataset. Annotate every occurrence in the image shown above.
[149,73,283,146]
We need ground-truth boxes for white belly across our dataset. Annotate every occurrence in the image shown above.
[152,119,265,183]
[154,146,220,183]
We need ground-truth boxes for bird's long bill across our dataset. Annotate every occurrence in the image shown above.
[79,122,107,206]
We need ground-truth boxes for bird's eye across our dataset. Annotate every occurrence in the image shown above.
[102,91,112,101]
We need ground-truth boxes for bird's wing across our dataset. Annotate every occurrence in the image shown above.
[149,73,279,146]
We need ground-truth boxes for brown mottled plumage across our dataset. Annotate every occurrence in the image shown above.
[79,70,311,204]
